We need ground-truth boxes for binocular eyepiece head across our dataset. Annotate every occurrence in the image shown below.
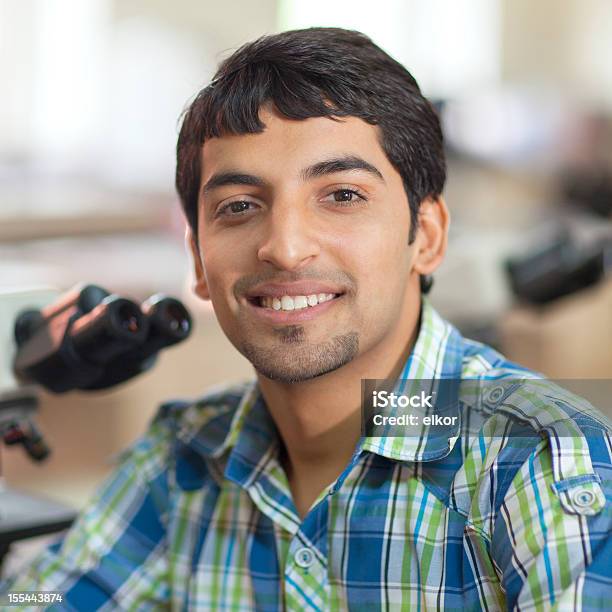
[13,285,193,393]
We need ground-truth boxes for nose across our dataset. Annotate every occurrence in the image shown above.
[256,200,320,271]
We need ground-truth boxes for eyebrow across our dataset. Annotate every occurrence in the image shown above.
[301,155,385,183]
[202,172,266,195]
[201,154,385,197]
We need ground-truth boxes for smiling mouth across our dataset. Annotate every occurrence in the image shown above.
[247,293,343,311]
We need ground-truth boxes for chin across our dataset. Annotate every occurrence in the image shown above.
[241,332,359,384]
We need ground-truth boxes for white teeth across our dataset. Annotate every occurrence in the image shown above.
[281,296,295,310]
[257,293,338,310]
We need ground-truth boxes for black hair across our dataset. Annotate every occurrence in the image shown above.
[176,27,446,248]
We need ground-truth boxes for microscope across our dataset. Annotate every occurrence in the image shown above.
[0,284,192,571]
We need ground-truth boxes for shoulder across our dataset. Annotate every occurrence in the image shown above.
[151,379,253,438]
[422,324,611,525]
[460,375,612,609]
[458,335,611,506]
[478,375,610,509]
[117,380,255,488]
[448,362,612,536]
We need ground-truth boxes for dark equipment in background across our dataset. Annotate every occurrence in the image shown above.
[0,284,193,574]
[505,231,612,305]
[561,169,612,219]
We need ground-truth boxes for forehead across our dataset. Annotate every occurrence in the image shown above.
[201,107,392,178]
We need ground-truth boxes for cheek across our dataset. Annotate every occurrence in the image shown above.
[341,222,413,326]
[340,218,411,284]
[200,239,245,309]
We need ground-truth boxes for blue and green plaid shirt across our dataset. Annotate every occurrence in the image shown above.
[3,300,611,610]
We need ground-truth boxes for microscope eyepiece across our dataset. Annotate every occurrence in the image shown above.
[142,296,192,343]
[164,302,190,336]
[77,284,111,314]
[118,306,141,334]
[69,296,148,365]
[14,309,45,346]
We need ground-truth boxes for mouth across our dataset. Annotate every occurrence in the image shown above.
[247,292,341,311]
[244,292,344,323]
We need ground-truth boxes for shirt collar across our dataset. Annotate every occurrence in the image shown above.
[361,297,464,462]
[177,298,465,485]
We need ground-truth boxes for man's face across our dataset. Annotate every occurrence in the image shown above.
[193,107,422,383]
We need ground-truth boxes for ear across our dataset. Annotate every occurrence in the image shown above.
[412,196,450,275]
[186,227,210,300]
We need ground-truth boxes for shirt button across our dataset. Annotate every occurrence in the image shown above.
[294,547,314,568]
[485,385,505,405]
[572,488,596,508]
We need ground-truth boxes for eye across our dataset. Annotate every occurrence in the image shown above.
[216,200,258,218]
[325,188,367,206]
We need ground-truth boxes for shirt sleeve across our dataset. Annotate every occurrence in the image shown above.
[0,417,174,612]
[492,432,612,611]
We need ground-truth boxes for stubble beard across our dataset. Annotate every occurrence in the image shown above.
[241,326,359,383]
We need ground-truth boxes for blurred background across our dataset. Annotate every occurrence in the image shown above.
[1,0,612,574]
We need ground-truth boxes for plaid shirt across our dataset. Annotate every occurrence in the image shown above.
[3,300,611,611]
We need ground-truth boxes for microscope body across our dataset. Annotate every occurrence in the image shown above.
[1,284,192,461]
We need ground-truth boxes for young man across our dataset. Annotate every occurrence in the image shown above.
[3,28,611,611]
